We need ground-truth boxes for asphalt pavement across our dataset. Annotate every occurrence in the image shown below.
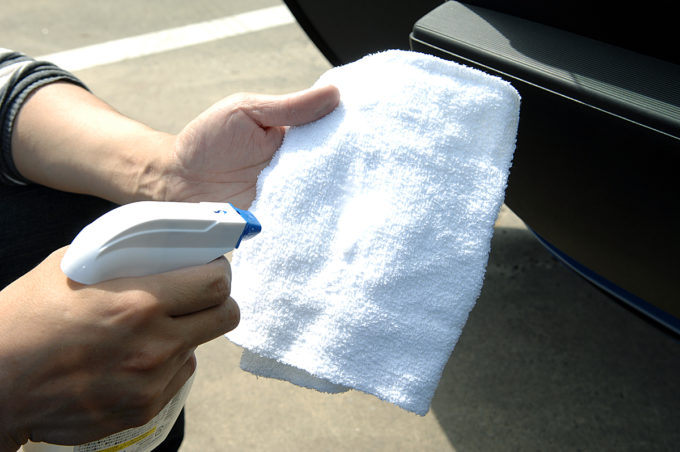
[2,1,678,451]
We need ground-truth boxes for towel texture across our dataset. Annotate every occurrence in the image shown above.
[226,50,520,415]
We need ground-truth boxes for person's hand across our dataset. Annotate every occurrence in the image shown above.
[0,247,238,450]
[161,84,340,208]
[11,81,338,207]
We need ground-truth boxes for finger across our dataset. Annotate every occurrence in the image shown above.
[246,84,340,128]
[152,256,232,317]
[173,296,240,346]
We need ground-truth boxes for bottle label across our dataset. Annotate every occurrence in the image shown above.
[72,375,194,452]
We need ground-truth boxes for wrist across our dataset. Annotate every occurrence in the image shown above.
[106,129,176,204]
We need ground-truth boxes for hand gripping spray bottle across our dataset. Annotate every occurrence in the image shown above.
[22,201,261,452]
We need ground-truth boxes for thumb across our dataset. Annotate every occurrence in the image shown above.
[247,84,340,128]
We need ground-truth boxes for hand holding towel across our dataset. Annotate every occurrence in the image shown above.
[227,50,520,415]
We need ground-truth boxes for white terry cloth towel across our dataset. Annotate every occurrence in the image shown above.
[226,50,521,415]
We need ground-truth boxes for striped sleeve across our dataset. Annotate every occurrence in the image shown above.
[0,48,88,185]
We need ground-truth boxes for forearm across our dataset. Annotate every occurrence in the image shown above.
[10,82,174,204]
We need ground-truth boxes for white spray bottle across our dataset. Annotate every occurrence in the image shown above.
[22,201,261,452]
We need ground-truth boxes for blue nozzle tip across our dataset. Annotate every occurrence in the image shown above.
[232,206,261,247]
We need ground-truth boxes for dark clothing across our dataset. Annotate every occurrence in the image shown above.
[1,49,88,185]
[0,48,184,451]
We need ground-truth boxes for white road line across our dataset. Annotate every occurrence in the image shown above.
[37,5,295,71]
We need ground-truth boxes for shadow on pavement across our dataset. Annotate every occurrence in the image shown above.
[431,226,679,451]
